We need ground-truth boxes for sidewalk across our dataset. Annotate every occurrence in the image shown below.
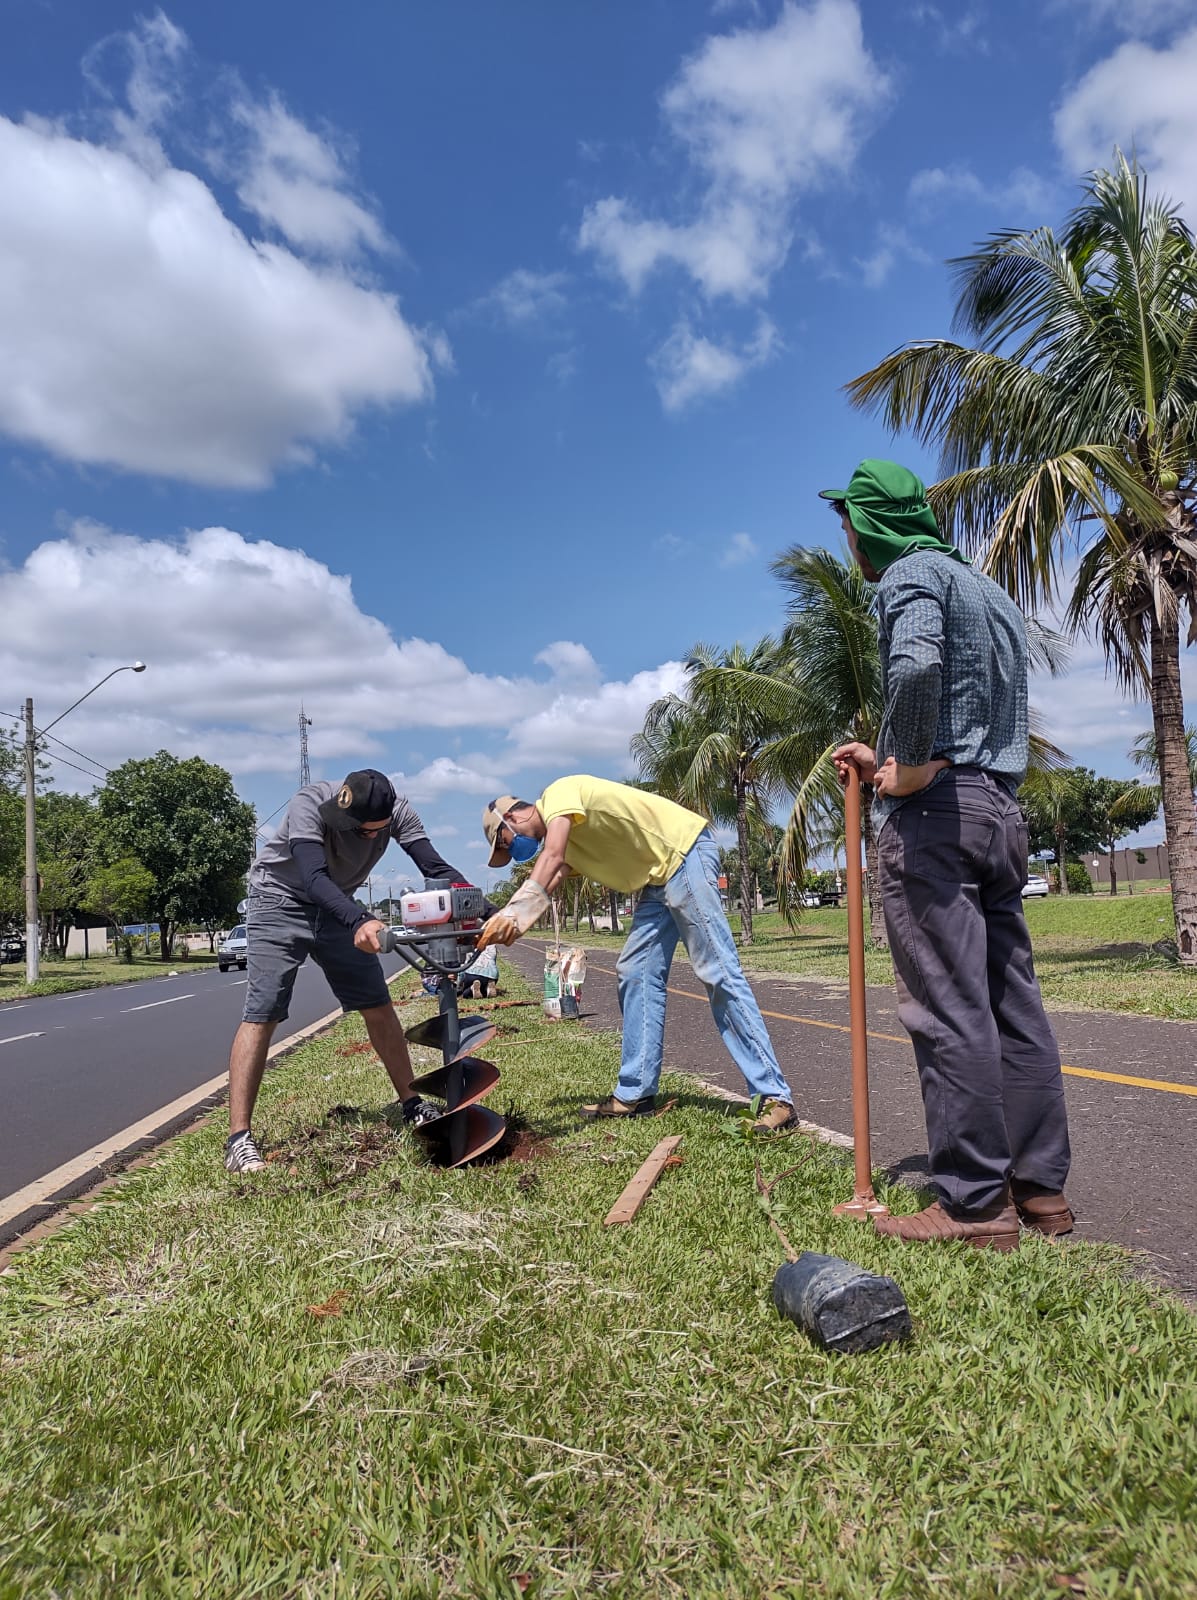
[510,940,1197,1296]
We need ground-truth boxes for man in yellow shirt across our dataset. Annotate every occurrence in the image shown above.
[478,776,796,1131]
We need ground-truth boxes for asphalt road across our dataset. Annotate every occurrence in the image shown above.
[507,940,1197,1296]
[0,954,404,1208]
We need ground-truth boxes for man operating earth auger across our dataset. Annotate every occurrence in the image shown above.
[224,769,486,1173]
[477,777,798,1132]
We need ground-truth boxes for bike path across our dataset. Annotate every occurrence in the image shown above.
[507,940,1197,1297]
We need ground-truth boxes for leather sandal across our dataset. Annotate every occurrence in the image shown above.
[873,1199,1020,1252]
[580,1095,657,1119]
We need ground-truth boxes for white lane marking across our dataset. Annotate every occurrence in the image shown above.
[0,1032,45,1045]
[120,995,195,1013]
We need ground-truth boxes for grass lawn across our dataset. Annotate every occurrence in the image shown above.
[545,891,1195,1021]
[1,967,1193,1598]
[0,948,220,1002]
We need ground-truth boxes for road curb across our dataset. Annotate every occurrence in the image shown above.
[0,971,415,1257]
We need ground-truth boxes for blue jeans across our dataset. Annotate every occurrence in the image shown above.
[614,830,791,1105]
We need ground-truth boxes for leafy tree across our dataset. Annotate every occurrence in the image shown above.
[1094,777,1161,894]
[632,639,811,945]
[845,157,1197,961]
[83,857,156,960]
[37,791,102,956]
[1022,767,1161,895]
[96,752,257,960]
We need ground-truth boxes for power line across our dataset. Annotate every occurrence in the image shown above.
[0,711,113,776]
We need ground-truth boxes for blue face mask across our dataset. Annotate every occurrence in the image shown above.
[508,832,541,864]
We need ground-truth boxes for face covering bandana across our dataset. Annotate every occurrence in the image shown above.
[508,832,541,864]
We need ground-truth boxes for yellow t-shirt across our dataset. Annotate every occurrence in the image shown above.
[537,776,707,894]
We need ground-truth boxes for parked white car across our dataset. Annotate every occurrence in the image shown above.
[218,924,249,971]
[1022,874,1050,899]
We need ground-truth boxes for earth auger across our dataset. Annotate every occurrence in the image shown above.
[378,883,506,1168]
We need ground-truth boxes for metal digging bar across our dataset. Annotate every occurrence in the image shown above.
[378,883,506,1168]
[833,764,888,1220]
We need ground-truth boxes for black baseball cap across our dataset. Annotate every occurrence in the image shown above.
[318,769,397,832]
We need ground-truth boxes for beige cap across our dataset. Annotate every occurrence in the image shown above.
[481,794,521,867]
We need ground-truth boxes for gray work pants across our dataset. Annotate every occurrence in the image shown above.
[877,769,1071,1214]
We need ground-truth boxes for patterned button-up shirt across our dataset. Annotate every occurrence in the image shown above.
[873,549,1029,831]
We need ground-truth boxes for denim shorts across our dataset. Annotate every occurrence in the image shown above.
[242,890,390,1024]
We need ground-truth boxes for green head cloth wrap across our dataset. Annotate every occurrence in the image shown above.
[818,458,967,575]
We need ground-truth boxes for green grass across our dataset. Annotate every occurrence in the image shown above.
[548,891,1195,1020]
[1,967,1194,1598]
[0,949,220,1001]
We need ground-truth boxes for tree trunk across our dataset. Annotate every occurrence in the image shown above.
[1105,830,1117,896]
[571,878,582,933]
[735,785,753,946]
[608,889,621,934]
[1055,823,1070,895]
[586,885,597,935]
[159,915,175,960]
[860,788,888,948]
[1150,609,1197,963]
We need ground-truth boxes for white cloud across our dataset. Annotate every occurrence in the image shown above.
[578,0,886,302]
[909,2,988,53]
[81,9,188,166]
[0,15,437,487]
[477,268,570,327]
[1054,27,1197,217]
[534,642,601,682]
[387,756,509,805]
[855,224,931,289]
[720,531,759,567]
[509,662,691,768]
[0,521,687,787]
[652,316,779,411]
[907,163,1053,218]
[1051,0,1195,36]
[229,93,388,257]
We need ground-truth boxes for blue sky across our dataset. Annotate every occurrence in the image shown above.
[2,0,1194,889]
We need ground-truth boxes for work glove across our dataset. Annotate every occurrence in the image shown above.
[475,881,550,950]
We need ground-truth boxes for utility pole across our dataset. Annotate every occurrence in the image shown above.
[24,698,39,985]
[22,663,147,986]
[299,705,313,787]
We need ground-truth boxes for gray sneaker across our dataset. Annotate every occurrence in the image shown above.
[225,1130,267,1173]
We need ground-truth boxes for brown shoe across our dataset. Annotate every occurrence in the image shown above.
[1011,1182,1074,1236]
[580,1095,656,1119]
[752,1098,798,1134]
[873,1199,1020,1252]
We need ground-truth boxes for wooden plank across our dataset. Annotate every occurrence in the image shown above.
[603,1136,683,1227]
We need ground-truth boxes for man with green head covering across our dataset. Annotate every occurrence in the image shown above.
[824,459,1072,1252]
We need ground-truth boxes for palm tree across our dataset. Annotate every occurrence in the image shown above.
[1129,725,1197,810]
[770,546,888,941]
[631,638,812,944]
[844,156,1197,961]
[1019,767,1086,895]
[771,546,1071,941]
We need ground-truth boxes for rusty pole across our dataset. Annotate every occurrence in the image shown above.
[833,764,887,1219]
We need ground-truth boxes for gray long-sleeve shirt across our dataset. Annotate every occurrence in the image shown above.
[873,550,1029,831]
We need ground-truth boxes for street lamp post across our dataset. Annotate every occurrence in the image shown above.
[24,663,146,984]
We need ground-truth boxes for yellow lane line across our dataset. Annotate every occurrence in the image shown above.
[573,958,1197,1100]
